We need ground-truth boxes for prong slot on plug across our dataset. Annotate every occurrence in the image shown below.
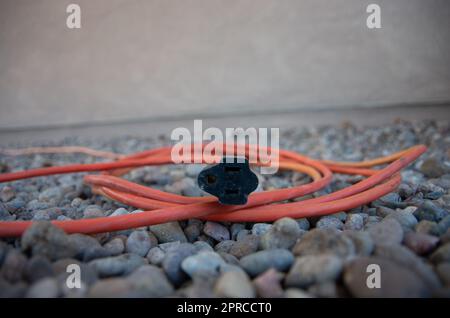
[197,157,258,205]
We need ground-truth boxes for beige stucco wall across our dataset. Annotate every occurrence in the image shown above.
[0,0,449,130]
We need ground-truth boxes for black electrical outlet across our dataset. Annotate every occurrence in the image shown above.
[197,157,259,205]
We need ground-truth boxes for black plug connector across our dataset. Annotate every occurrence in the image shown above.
[197,157,259,205]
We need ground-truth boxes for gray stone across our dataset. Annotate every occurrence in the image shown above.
[367,218,404,245]
[414,200,448,223]
[285,255,343,288]
[181,251,226,278]
[293,228,355,259]
[103,237,125,256]
[419,158,448,178]
[21,222,77,261]
[344,257,429,297]
[126,265,174,297]
[0,186,15,202]
[1,249,27,283]
[343,230,374,256]
[83,205,104,218]
[316,216,344,230]
[146,246,165,265]
[214,270,255,298]
[23,255,55,283]
[126,230,156,257]
[435,263,450,286]
[251,223,272,236]
[296,218,310,231]
[260,217,303,250]
[230,223,246,240]
[89,253,147,277]
[229,234,259,259]
[415,220,440,236]
[26,278,59,298]
[214,240,235,253]
[240,249,294,277]
[68,233,110,261]
[253,268,284,298]
[203,221,230,242]
[385,208,418,231]
[162,243,198,285]
[38,187,63,203]
[374,244,441,290]
[88,278,132,297]
[344,214,364,231]
[149,222,187,243]
[430,243,450,264]
[403,231,439,255]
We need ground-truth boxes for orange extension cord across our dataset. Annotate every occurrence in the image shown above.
[0,144,427,237]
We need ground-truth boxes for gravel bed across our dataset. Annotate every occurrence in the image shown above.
[0,119,449,298]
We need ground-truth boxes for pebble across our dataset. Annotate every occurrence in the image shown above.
[438,215,450,235]
[88,278,132,297]
[26,278,59,298]
[343,230,374,256]
[23,255,55,283]
[367,218,404,245]
[316,216,344,230]
[344,214,364,231]
[413,200,448,223]
[83,205,104,218]
[385,208,418,231]
[149,222,187,243]
[89,253,147,277]
[430,243,450,264]
[343,257,429,297]
[296,218,310,231]
[374,244,441,290]
[181,251,226,278]
[162,243,198,286]
[68,233,110,261]
[126,231,156,257]
[239,249,294,277]
[214,240,235,253]
[375,206,395,217]
[285,255,343,288]
[307,281,339,298]
[103,237,125,256]
[214,270,255,298]
[236,229,250,241]
[21,222,78,261]
[230,223,246,240]
[38,187,63,203]
[435,263,450,286]
[293,228,355,259]
[1,249,27,283]
[146,246,165,265]
[193,240,214,252]
[184,223,202,242]
[109,208,129,217]
[0,186,15,202]
[372,193,404,209]
[260,217,303,250]
[284,288,312,298]
[229,234,259,259]
[203,221,230,242]
[252,269,284,298]
[126,265,174,297]
[403,232,439,255]
[251,223,272,236]
[419,158,448,178]
[415,220,440,236]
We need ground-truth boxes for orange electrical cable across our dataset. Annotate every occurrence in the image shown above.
[0,144,427,237]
